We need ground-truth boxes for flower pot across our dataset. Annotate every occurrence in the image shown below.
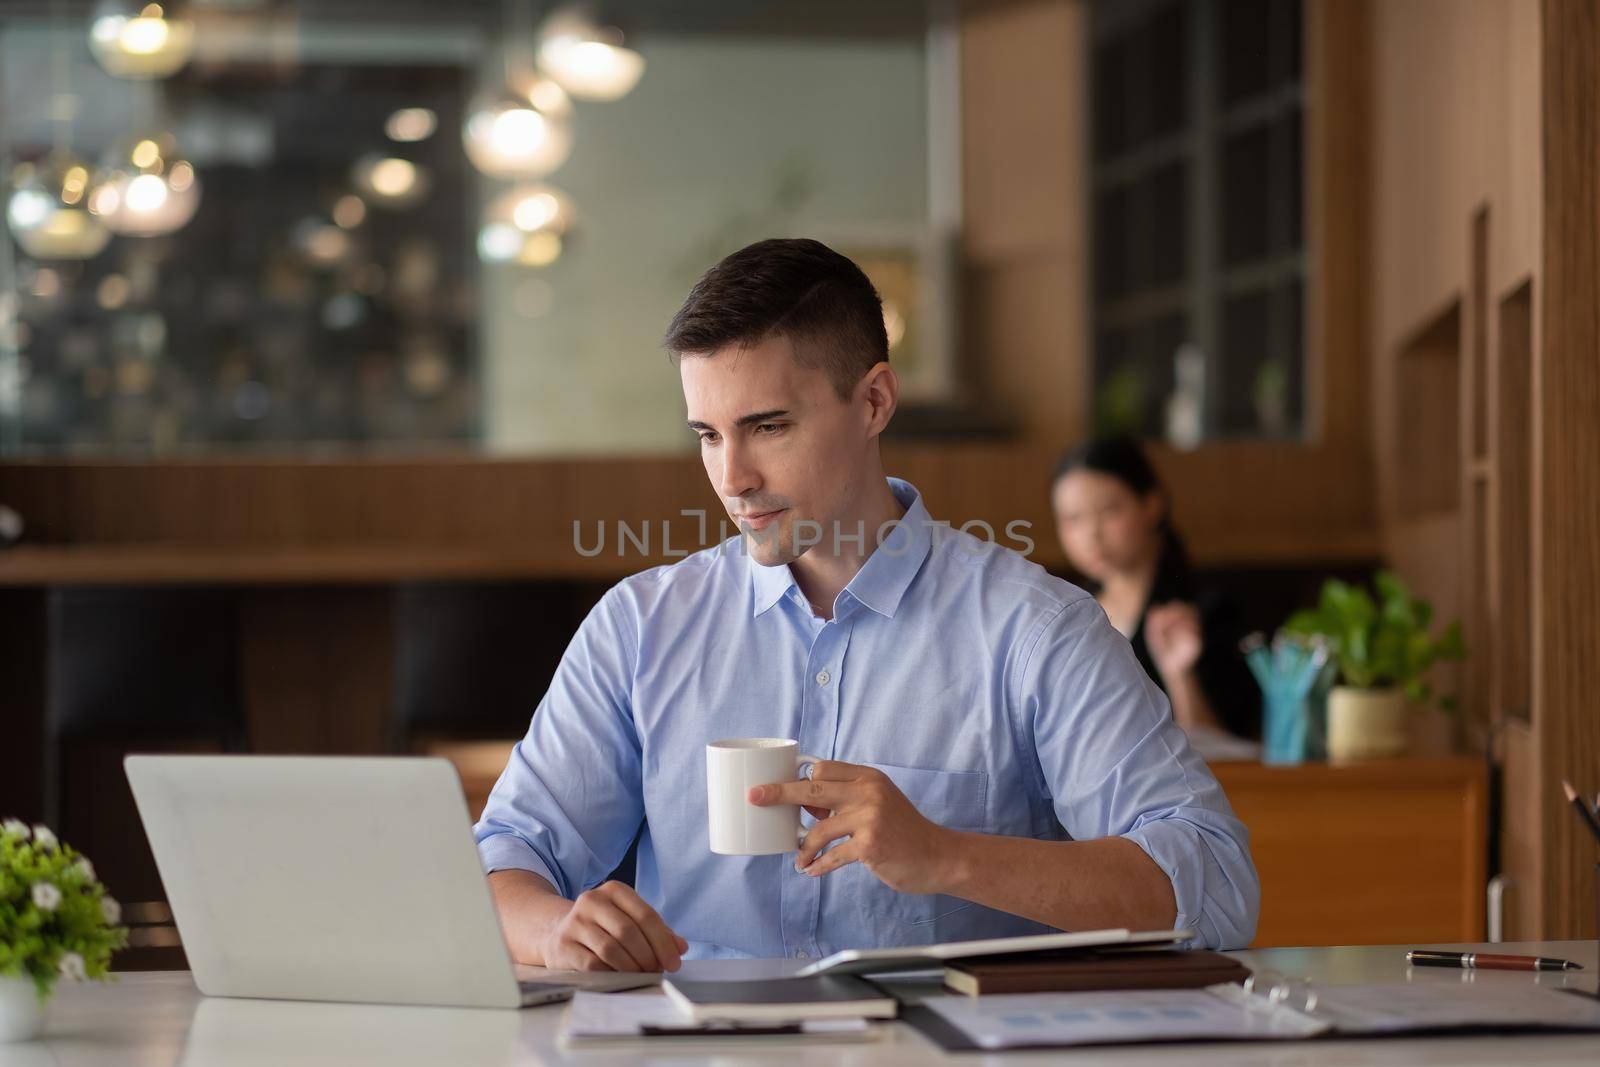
[1326,685,1408,762]
[0,974,44,1043]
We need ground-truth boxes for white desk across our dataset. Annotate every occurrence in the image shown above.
[14,940,1600,1065]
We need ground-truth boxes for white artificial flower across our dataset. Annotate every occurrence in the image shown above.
[100,895,122,925]
[75,857,96,882]
[1,818,28,839]
[31,881,62,912]
[57,952,86,982]
[31,825,57,849]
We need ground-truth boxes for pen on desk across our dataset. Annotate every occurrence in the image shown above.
[1562,780,1600,845]
[1407,950,1583,972]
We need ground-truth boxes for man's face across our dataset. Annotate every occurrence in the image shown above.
[681,335,869,567]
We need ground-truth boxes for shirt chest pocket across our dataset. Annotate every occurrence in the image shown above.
[828,762,988,930]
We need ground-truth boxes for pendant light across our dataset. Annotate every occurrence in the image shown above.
[537,4,645,102]
[90,131,201,237]
[88,0,196,80]
[7,156,112,260]
[463,0,574,179]
[7,5,109,260]
[350,152,432,210]
[477,183,574,266]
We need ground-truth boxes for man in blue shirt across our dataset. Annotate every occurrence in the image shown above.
[476,239,1258,972]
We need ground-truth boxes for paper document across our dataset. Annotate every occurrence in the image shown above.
[921,981,1600,1050]
[1306,983,1600,1033]
[923,989,1327,1049]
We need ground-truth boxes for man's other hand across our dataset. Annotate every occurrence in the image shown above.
[539,880,689,972]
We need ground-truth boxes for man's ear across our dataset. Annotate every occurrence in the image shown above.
[857,361,899,438]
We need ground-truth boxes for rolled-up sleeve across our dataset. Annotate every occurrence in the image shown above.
[473,589,642,900]
[1019,598,1260,949]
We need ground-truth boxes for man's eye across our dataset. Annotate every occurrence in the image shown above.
[754,423,783,435]
[698,432,719,444]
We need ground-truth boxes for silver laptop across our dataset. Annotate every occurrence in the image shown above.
[125,754,570,1009]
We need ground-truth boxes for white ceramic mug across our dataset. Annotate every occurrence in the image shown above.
[706,738,820,855]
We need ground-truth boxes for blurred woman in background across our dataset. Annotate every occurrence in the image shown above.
[1051,437,1259,740]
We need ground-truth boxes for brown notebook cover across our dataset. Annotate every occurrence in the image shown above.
[943,949,1250,996]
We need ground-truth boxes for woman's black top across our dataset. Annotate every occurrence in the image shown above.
[1124,546,1261,741]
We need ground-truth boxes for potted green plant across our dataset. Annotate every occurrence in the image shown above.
[1,820,129,1042]
[1283,572,1466,761]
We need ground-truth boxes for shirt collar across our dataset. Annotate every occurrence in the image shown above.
[748,478,933,620]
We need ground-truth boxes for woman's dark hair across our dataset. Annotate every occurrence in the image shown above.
[1053,436,1194,590]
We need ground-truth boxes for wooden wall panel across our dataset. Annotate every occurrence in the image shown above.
[1371,0,1600,940]
[1539,0,1600,940]
[0,438,1380,585]
[960,0,1089,445]
[1495,282,1534,724]
[1368,0,1546,936]
[1393,302,1463,518]
[1306,0,1373,452]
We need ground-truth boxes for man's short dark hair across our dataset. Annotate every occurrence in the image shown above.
[663,238,888,398]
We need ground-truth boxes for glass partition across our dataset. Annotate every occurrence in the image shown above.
[0,1,955,455]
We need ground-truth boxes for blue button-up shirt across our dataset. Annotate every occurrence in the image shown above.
[475,478,1259,956]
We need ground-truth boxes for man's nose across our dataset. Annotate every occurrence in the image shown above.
[718,438,761,500]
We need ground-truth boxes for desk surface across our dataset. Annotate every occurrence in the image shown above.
[19,941,1600,1065]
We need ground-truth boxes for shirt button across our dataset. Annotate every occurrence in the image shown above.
[795,950,809,959]
[815,670,830,685]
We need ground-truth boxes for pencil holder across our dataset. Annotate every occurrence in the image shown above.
[1244,635,1333,766]
[1260,690,1308,765]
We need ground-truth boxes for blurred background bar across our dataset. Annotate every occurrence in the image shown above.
[0,0,1595,954]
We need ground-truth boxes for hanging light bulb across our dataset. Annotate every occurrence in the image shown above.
[350,153,432,210]
[477,183,575,266]
[7,155,112,260]
[462,79,573,179]
[384,108,437,143]
[537,5,645,102]
[90,132,201,237]
[88,0,196,80]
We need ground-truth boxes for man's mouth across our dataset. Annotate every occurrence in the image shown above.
[736,508,787,532]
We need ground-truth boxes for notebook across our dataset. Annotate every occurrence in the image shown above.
[794,925,1194,977]
[559,991,877,1047]
[943,948,1250,996]
[908,977,1600,1051]
[662,975,898,1023]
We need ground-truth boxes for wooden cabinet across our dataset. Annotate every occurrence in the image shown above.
[1213,757,1487,948]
